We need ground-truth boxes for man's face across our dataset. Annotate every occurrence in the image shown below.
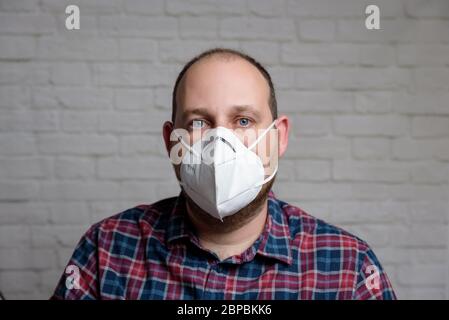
[163,56,288,231]
[173,57,277,177]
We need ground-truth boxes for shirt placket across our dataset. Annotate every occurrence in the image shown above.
[201,260,226,299]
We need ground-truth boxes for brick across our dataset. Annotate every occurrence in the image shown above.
[0,86,30,109]
[241,42,280,65]
[274,182,355,201]
[40,181,120,200]
[31,226,88,248]
[295,160,331,181]
[119,181,158,201]
[402,288,447,300]
[0,13,56,35]
[49,62,91,85]
[299,19,335,41]
[158,40,241,63]
[41,0,121,14]
[332,160,409,183]
[268,66,296,89]
[37,133,118,155]
[294,68,331,89]
[220,17,295,40]
[166,0,247,16]
[0,180,39,200]
[281,43,358,66]
[0,226,30,247]
[0,202,49,225]
[0,133,36,155]
[352,138,390,160]
[359,45,395,66]
[0,0,39,12]
[409,202,449,223]
[293,115,332,137]
[32,87,113,110]
[276,159,296,181]
[334,115,408,137]
[405,0,449,18]
[115,88,154,110]
[93,63,176,87]
[277,91,353,113]
[398,265,447,286]
[387,184,447,201]
[0,36,35,60]
[0,62,30,85]
[330,201,408,225]
[0,248,57,270]
[0,110,58,132]
[332,67,410,90]
[119,135,167,156]
[392,138,437,161]
[248,0,284,17]
[60,111,98,133]
[154,87,172,111]
[289,0,403,18]
[412,116,449,138]
[179,17,218,39]
[0,271,39,293]
[54,157,95,179]
[124,0,165,15]
[0,157,52,179]
[37,36,118,61]
[354,92,392,114]
[98,16,177,38]
[411,20,449,43]
[336,19,415,43]
[285,136,351,159]
[413,68,449,90]
[393,92,449,115]
[97,157,172,180]
[397,45,449,67]
[98,111,168,134]
[119,38,156,61]
[286,0,361,17]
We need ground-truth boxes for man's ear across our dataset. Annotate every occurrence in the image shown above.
[275,115,290,158]
[162,121,174,156]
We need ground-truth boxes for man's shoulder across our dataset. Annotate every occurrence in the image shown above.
[86,196,179,239]
[277,198,371,253]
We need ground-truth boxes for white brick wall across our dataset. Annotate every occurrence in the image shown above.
[0,0,448,300]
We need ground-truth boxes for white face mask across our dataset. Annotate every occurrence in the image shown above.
[175,121,278,221]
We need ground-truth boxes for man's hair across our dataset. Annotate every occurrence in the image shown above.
[171,47,278,123]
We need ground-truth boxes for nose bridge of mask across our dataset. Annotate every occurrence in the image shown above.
[205,127,238,165]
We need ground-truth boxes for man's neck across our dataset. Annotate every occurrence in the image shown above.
[186,201,269,261]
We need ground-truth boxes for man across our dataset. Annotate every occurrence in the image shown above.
[52,48,396,300]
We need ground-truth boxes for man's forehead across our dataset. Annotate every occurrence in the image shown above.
[177,57,269,104]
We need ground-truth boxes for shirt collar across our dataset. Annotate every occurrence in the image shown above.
[165,191,293,265]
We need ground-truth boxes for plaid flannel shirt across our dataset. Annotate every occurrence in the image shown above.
[51,191,396,300]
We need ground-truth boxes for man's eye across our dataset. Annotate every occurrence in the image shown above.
[192,119,205,128]
[238,118,250,127]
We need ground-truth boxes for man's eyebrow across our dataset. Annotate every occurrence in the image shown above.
[181,107,210,118]
[230,104,259,114]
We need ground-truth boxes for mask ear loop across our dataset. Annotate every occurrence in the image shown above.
[172,129,201,158]
[248,120,277,151]
[247,120,279,187]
